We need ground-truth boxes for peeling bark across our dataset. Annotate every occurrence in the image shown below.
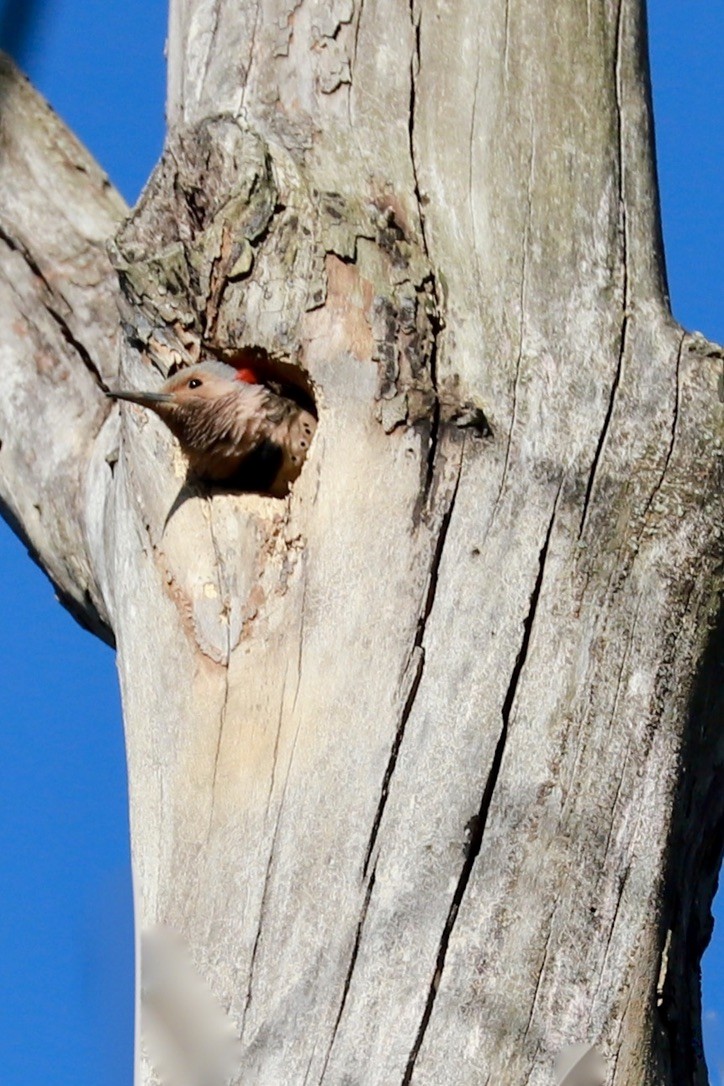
[1,2,724,1084]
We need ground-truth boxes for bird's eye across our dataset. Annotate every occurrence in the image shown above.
[188,378,202,389]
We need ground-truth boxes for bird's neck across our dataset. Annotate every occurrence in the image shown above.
[162,386,267,453]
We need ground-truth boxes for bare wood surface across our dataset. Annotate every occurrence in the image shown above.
[1,3,723,1084]
[0,56,125,639]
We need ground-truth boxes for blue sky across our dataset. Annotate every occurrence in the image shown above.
[0,1,721,1083]
[0,3,166,1084]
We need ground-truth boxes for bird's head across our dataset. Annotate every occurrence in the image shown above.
[107,360,265,456]
[107,360,256,416]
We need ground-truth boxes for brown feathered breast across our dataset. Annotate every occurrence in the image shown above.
[162,385,316,497]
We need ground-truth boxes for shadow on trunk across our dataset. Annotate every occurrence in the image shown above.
[661,594,724,1083]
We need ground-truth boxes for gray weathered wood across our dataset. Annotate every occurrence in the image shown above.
[1,2,723,1083]
[0,56,125,639]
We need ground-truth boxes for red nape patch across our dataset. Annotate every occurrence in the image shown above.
[234,368,259,384]
[214,344,317,417]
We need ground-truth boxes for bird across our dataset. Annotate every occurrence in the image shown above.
[108,360,316,497]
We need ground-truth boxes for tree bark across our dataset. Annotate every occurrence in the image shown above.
[1,2,723,1084]
[0,56,125,640]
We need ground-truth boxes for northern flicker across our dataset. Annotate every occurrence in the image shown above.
[108,360,316,497]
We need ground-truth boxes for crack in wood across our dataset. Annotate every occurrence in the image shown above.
[317,869,377,1083]
[503,0,512,74]
[402,496,558,1083]
[351,0,364,70]
[241,0,262,112]
[362,445,464,881]
[598,593,642,863]
[265,663,290,824]
[592,863,630,1010]
[578,0,629,540]
[521,902,557,1041]
[407,0,430,263]
[493,114,535,516]
[241,710,305,1041]
[405,3,446,499]
[241,825,278,1037]
[314,440,463,1078]
[362,648,424,882]
[200,0,223,100]
[0,224,111,394]
[638,330,684,529]
[241,574,307,1037]
[467,38,483,293]
[206,499,233,835]
[422,295,442,499]
[303,1044,317,1086]
[578,309,627,540]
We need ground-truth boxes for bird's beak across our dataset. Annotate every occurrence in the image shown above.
[107,389,174,407]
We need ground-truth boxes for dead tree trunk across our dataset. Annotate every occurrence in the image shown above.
[1,1,723,1083]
